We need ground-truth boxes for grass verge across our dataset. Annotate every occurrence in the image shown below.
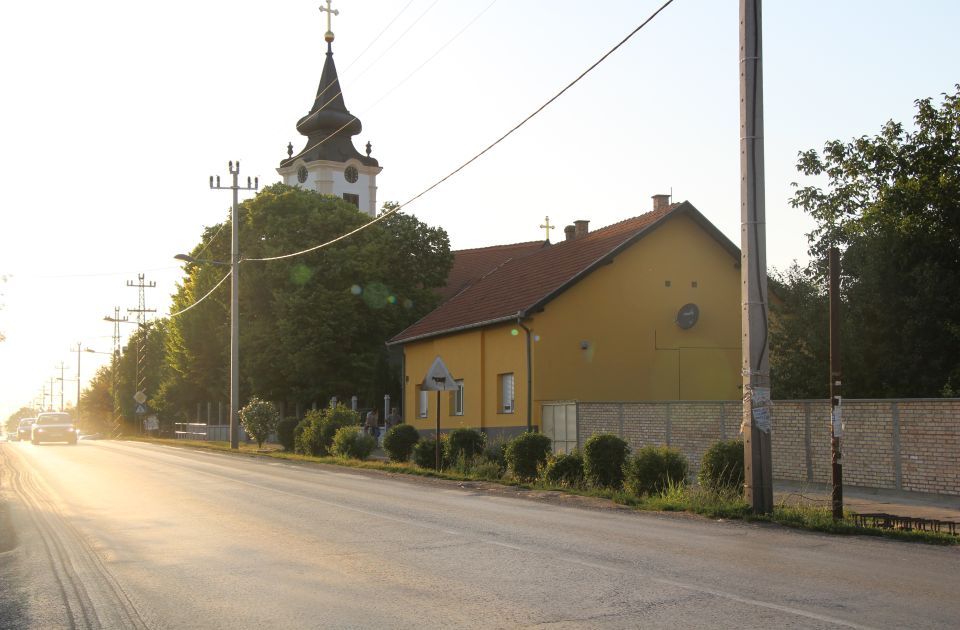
[124,436,958,546]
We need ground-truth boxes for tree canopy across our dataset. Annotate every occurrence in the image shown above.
[773,86,960,398]
[157,186,452,419]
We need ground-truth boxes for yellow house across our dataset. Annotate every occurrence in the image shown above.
[388,197,742,441]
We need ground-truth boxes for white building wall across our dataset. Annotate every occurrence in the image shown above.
[278,158,381,216]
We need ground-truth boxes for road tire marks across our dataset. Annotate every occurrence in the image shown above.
[0,445,148,630]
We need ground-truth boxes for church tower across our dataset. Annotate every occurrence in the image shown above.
[278,2,382,216]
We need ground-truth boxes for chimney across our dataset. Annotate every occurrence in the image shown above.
[574,220,590,239]
[564,225,576,242]
[652,194,671,212]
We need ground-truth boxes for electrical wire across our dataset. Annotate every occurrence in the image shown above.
[341,0,417,74]
[164,269,231,319]
[249,0,677,263]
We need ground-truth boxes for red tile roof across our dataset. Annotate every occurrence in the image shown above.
[391,201,736,345]
[437,240,548,303]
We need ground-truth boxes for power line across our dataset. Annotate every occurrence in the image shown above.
[248,0,677,263]
[164,269,232,319]
[341,0,417,74]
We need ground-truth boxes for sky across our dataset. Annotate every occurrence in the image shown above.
[1,0,958,420]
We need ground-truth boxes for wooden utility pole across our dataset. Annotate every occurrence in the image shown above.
[740,0,773,513]
[829,246,843,519]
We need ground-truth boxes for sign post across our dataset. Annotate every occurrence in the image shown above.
[420,357,459,470]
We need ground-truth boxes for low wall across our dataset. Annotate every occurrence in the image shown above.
[576,399,960,496]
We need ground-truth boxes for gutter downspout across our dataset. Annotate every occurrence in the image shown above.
[516,312,533,432]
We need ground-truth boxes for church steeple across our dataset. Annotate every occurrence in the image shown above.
[278,1,382,216]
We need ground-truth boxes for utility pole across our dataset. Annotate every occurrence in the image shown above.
[127,274,156,431]
[210,161,258,449]
[829,247,843,520]
[740,0,773,513]
[55,362,68,411]
[104,307,130,435]
[75,342,82,429]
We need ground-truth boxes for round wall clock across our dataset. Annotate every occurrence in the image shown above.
[297,165,308,184]
[676,303,700,329]
[344,165,359,183]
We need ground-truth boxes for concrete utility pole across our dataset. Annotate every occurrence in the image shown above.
[740,0,773,513]
[55,362,67,411]
[75,343,82,428]
[210,161,258,450]
[104,307,129,435]
[127,274,156,430]
[829,247,843,520]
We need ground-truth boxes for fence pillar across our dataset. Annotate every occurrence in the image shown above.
[803,402,813,482]
[329,397,337,408]
[384,394,391,419]
[665,403,672,447]
[892,401,902,490]
[351,395,358,411]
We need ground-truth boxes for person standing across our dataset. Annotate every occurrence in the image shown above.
[365,408,379,437]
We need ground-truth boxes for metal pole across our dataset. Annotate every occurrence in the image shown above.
[829,246,843,520]
[435,390,441,470]
[740,0,773,514]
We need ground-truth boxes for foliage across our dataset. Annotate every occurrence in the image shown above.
[505,432,552,482]
[582,433,630,489]
[294,405,360,456]
[5,406,35,434]
[276,417,300,452]
[160,188,453,420]
[444,428,486,463]
[698,440,745,493]
[624,446,689,496]
[330,426,376,460]
[79,364,115,434]
[413,438,440,469]
[483,439,508,474]
[239,397,279,448]
[543,451,584,487]
[383,423,420,462]
[114,321,170,430]
[783,87,960,398]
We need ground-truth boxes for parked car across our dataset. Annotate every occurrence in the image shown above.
[31,412,77,445]
[17,418,37,441]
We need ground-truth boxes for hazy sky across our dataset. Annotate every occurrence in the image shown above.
[1,0,958,419]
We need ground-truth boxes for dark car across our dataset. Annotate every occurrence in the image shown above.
[31,412,78,445]
[17,418,37,441]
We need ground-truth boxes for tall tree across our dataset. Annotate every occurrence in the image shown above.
[783,86,960,397]
[161,186,452,418]
[80,365,116,433]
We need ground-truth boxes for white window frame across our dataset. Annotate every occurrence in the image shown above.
[452,379,464,416]
[499,373,515,414]
[417,387,429,418]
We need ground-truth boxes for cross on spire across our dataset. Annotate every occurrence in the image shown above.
[539,216,555,241]
[320,0,339,43]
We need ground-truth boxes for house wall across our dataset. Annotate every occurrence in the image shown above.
[527,214,742,428]
[399,213,742,437]
[575,399,960,496]
[402,322,529,437]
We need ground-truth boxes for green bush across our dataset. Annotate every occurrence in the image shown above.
[583,433,630,488]
[483,439,508,474]
[505,432,552,481]
[239,397,280,448]
[624,445,689,496]
[698,439,744,493]
[383,424,420,462]
[276,417,299,452]
[330,426,376,460]
[294,405,360,457]
[445,428,486,463]
[413,438,440,469]
[543,451,584,487]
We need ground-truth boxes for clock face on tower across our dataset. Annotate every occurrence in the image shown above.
[297,166,308,184]
[344,165,359,183]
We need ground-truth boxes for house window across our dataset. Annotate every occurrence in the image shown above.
[450,379,464,416]
[498,373,514,414]
[417,386,429,418]
[343,192,360,207]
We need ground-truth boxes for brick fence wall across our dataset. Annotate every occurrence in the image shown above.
[574,399,960,496]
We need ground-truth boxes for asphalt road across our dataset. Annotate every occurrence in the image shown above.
[1,439,957,629]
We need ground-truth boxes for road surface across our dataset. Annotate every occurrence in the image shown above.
[1,438,957,629]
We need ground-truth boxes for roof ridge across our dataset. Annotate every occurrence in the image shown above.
[453,240,546,254]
